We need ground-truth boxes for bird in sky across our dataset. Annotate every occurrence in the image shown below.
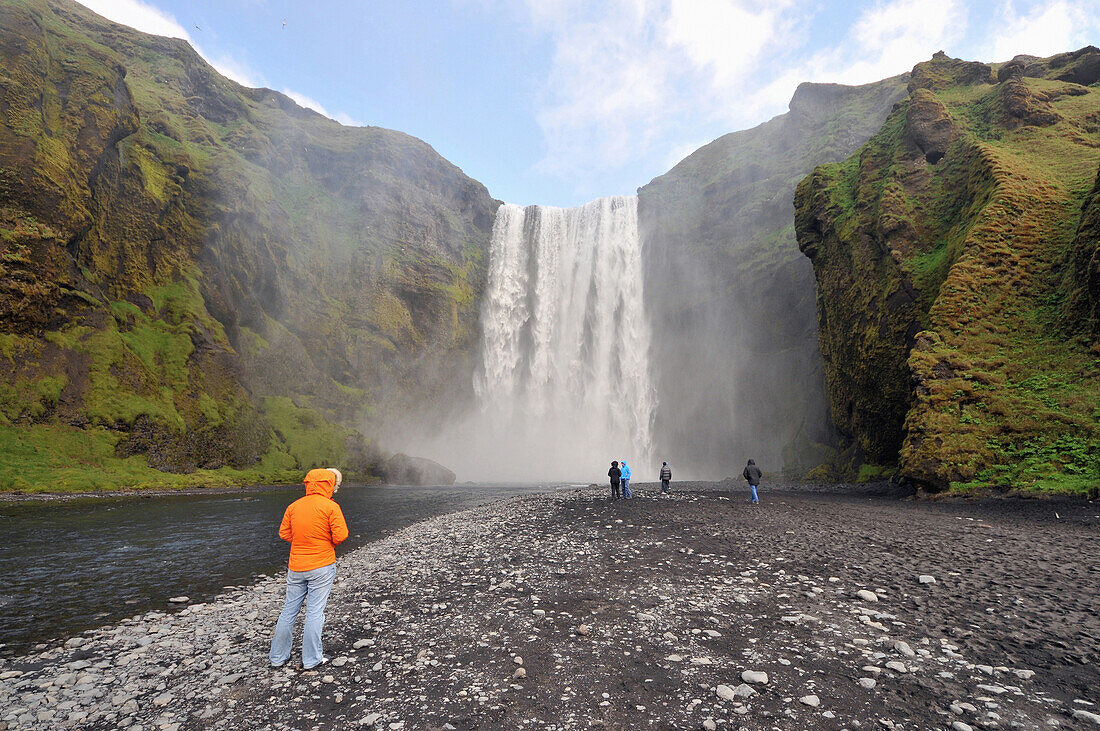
[194,24,201,31]
[282,20,287,29]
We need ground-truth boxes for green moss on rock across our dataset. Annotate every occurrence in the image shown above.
[796,49,1100,493]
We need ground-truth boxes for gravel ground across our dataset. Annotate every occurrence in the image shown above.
[1,482,1098,730]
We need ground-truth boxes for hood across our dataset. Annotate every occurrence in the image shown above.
[747,459,756,466]
[304,468,337,498]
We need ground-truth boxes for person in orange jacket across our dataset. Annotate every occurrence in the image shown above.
[269,467,349,670]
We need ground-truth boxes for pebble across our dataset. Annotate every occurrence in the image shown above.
[1073,709,1100,725]
[716,685,738,701]
[167,597,189,604]
[918,575,936,584]
[951,723,973,731]
[893,640,915,657]
[0,490,1085,731]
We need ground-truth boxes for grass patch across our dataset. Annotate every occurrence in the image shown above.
[0,423,300,493]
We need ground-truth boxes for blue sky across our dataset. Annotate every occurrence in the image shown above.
[78,0,1100,207]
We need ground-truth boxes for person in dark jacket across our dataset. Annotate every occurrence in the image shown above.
[742,459,762,504]
[608,460,622,500]
[659,462,672,495]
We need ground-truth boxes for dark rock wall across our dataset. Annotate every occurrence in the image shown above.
[637,77,907,477]
[795,49,1100,490]
[0,0,497,476]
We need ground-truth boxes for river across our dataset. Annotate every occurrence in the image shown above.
[0,483,559,656]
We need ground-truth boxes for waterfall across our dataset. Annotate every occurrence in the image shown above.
[473,196,657,480]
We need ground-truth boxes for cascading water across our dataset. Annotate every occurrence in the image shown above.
[468,195,657,481]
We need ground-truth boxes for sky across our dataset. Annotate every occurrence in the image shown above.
[76,0,1100,207]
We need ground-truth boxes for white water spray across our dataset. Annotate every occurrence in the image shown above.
[463,195,656,481]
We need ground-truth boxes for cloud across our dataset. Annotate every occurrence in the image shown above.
[664,0,793,85]
[75,0,191,40]
[202,53,265,89]
[527,0,793,185]
[985,1,1097,61]
[74,0,358,125]
[75,0,263,87]
[280,88,361,126]
[522,0,973,196]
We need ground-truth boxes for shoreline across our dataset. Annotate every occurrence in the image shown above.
[2,475,1095,504]
[0,484,1096,729]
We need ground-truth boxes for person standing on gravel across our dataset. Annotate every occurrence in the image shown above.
[270,467,349,670]
[620,460,633,498]
[659,461,672,495]
[608,461,622,500]
[742,459,762,504]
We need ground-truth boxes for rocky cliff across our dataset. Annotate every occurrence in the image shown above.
[0,0,497,490]
[638,76,907,477]
[796,49,1100,493]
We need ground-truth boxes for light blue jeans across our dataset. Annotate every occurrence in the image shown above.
[750,485,759,503]
[622,479,632,498]
[270,562,336,668]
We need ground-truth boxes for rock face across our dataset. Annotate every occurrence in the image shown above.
[381,453,457,486]
[637,77,907,476]
[0,0,497,487]
[795,49,1100,490]
[1067,167,1100,345]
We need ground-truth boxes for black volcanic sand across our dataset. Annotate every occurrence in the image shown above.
[1,483,1098,730]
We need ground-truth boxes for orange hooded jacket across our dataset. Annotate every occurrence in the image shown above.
[279,469,349,572]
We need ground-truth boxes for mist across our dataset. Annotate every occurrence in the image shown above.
[389,82,912,483]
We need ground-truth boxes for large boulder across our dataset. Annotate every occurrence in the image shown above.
[381,453,456,486]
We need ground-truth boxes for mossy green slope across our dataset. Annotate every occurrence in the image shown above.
[0,0,497,490]
[796,49,1100,494]
[638,77,908,476]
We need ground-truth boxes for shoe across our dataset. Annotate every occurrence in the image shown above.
[299,656,330,671]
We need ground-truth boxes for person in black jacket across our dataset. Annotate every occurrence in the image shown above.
[608,461,622,500]
[743,459,762,504]
[659,461,672,495]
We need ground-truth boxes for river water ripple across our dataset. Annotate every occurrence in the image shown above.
[0,483,555,656]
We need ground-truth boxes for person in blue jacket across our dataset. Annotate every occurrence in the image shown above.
[620,460,632,498]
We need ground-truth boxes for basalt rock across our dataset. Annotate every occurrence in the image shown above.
[796,50,1100,490]
[638,75,907,476]
[0,0,497,486]
[381,453,457,486]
